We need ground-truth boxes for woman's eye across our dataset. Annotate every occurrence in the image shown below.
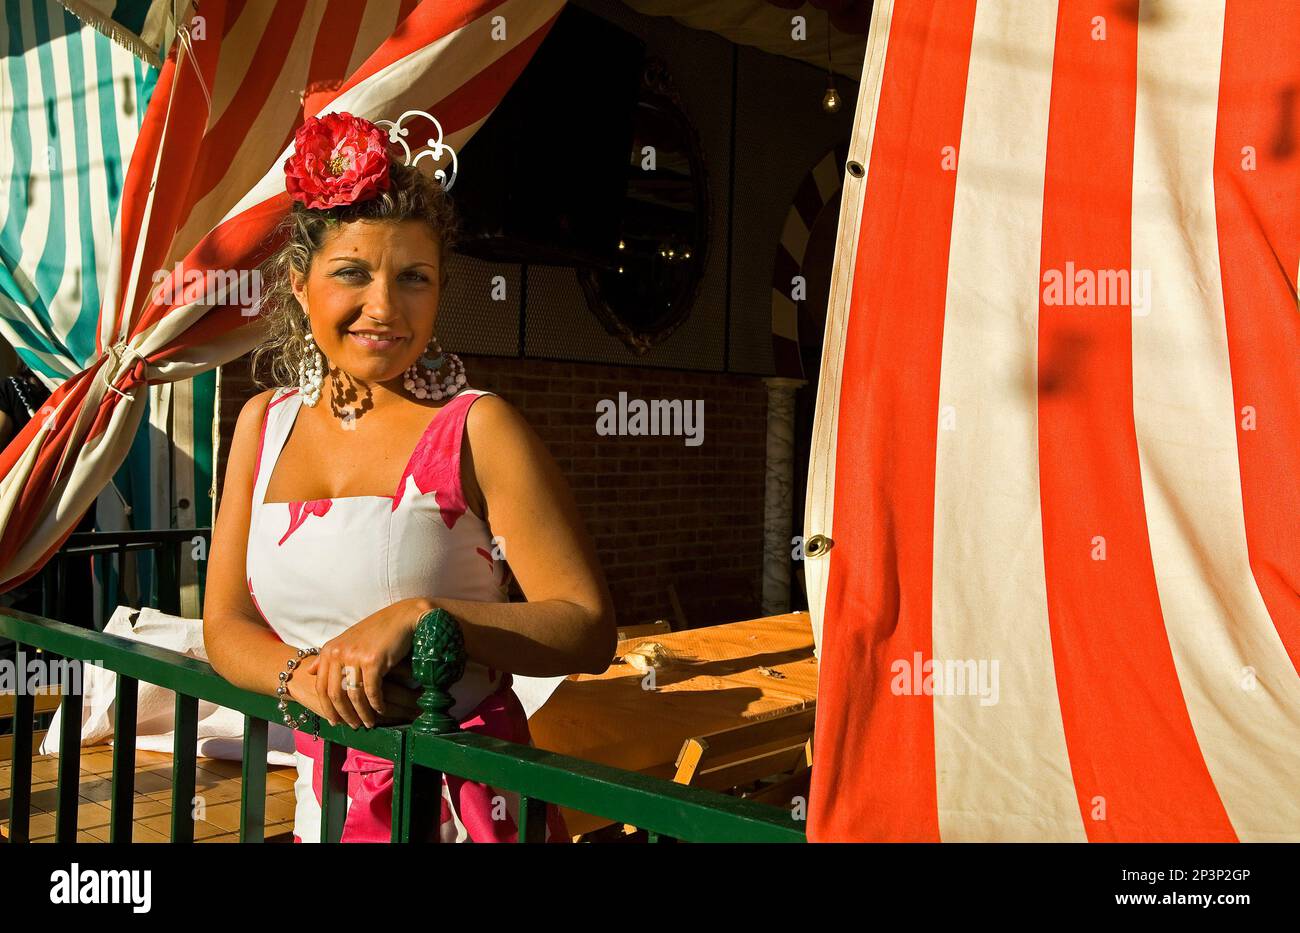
[333,268,366,281]
[401,271,429,283]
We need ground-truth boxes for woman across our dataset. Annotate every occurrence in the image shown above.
[203,112,616,842]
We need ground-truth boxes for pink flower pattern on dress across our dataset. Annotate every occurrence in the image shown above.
[279,498,333,546]
[392,391,477,527]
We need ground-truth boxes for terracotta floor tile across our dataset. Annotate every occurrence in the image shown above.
[197,800,242,833]
[264,795,298,824]
[80,750,115,775]
[131,823,171,843]
[30,758,60,782]
[132,796,171,820]
[77,776,114,804]
[133,769,173,794]
[198,758,244,779]
[75,800,111,829]
[266,771,298,791]
[134,813,175,838]
[193,772,244,805]
[194,818,226,840]
[25,811,55,838]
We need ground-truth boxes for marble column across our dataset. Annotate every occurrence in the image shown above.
[761,376,807,615]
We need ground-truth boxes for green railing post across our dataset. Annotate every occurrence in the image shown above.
[517,795,547,843]
[402,609,467,842]
[171,693,198,842]
[410,609,466,737]
[8,688,34,843]
[239,716,268,843]
[109,675,139,842]
[157,543,179,618]
[54,662,84,843]
[319,739,348,843]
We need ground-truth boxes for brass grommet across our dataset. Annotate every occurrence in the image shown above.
[846,160,864,178]
[805,534,834,558]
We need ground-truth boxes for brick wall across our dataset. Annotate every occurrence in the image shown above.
[217,354,770,630]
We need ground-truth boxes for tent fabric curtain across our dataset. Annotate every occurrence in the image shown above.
[806,0,1299,841]
[0,0,157,386]
[54,0,192,67]
[0,0,207,627]
[0,0,566,592]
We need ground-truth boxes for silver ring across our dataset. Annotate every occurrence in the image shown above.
[341,666,362,691]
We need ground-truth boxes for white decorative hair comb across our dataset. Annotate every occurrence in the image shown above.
[375,109,459,191]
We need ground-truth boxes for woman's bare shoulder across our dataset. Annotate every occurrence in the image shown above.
[229,387,282,455]
[463,391,555,481]
[464,391,532,444]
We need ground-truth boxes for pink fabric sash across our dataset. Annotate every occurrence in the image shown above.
[294,680,569,843]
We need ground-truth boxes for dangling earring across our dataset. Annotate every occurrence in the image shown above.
[402,335,466,401]
[298,328,324,407]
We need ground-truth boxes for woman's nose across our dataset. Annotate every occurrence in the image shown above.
[359,278,400,322]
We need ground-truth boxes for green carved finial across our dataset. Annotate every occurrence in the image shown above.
[411,607,466,735]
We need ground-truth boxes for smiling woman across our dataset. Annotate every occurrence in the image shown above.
[201,113,616,843]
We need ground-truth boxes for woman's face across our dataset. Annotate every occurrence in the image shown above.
[292,218,441,386]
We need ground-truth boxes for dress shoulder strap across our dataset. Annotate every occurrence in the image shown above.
[391,387,496,519]
[251,387,303,507]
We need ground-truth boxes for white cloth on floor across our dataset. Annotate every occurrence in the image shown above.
[40,606,296,765]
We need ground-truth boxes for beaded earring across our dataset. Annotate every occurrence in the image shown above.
[298,328,324,407]
[402,335,466,400]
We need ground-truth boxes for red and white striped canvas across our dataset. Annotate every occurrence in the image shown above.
[0,0,563,591]
[806,0,1299,841]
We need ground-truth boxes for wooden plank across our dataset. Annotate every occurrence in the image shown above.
[0,692,62,717]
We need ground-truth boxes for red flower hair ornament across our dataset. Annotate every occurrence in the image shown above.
[284,110,459,209]
[284,112,392,210]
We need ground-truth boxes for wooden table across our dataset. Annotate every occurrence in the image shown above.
[528,611,818,835]
[0,746,299,843]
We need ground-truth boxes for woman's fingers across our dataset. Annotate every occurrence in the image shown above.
[321,653,361,729]
[348,660,382,728]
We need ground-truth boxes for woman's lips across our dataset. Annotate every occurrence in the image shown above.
[347,332,408,351]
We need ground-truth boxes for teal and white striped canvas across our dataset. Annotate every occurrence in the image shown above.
[1,0,213,619]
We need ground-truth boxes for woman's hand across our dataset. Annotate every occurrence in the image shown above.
[287,656,423,727]
[310,598,430,729]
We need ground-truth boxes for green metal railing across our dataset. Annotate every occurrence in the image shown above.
[1,579,805,844]
[39,528,209,626]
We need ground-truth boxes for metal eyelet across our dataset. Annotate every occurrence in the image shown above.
[805,534,834,558]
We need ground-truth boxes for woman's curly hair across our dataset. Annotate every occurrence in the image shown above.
[250,161,459,390]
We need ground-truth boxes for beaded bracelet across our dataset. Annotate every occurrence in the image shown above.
[276,646,319,731]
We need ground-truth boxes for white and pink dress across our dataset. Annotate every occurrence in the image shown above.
[245,384,567,842]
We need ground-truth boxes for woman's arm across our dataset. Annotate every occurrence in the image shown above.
[202,390,297,696]
[437,393,617,675]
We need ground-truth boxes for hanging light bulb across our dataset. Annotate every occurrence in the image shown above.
[822,79,841,114]
[821,12,840,114]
